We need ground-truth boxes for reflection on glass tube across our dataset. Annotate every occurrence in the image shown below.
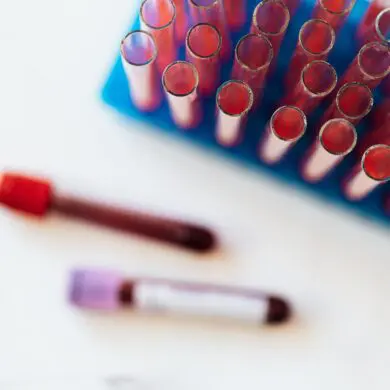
[312,0,356,31]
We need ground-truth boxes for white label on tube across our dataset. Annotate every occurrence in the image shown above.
[134,282,268,323]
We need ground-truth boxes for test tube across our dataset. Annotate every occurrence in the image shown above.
[283,61,337,115]
[312,0,356,32]
[359,8,390,45]
[120,31,161,111]
[140,0,177,73]
[186,23,222,96]
[215,80,254,147]
[223,0,247,30]
[231,34,273,107]
[358,0,389,41]
[344,144,390,201]
[285,19,336,88]
[337,41,390,90]
[188,0,231,59]
[259,106,307,164]
[162,61,201,129]
[172,0,188,41]
[302,119,357,182]
[320,82,374,126]
[251,0,290,61]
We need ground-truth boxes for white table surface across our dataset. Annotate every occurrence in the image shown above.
[1,0,390,389]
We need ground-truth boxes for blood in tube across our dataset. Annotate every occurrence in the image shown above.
[285,19,335,88]
[140,0,177,73]
[69,268,292,325]
[162,61,201,129]
[188,0,231,60]
[344,144,390,201]
[302,119,357,182]
[231,34,273,107]
[186,23,222,96]
[320,82,374,127]
[312,0,356,32]
[359,8,390,45]
[215,80,254,147]
[120,30,161,111]
[283,60,337,115]
[337,41,390,90]
[358,0,389,41]
[251,0,290,61]
[259,106,307,164]
[223,0,247,30]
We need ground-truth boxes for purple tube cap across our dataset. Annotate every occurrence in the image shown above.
[69,269,124,310]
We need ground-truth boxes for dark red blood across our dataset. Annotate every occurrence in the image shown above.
[363,146,390,181]
[322,121,356,154]
[273,107,305,140]
[218,82,252,115]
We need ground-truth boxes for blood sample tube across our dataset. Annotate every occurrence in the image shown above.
[120,31,161,112]
[186,23,222,96]
[320,82,374,126]
[359,8,390,45]
[223,0,247,30]
[231,34,273,107]
[69,268,292,325]
[251,0,290,61]
[162,61,201,129]
[312,0,356,32]
[215,80,254,147]
[337,41,390,90]
[283,61,337,115]
[0,173,216,252]
[140,0,177,73]
[358,0,389,41]
[172,0,188,41]
[188,0,231,60]
[285,19,335,89]
[302,119,357,182]
[259,106,307,164]
[344,144,390,201]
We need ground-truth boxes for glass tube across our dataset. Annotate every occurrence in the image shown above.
[312,0,356,32]
[162,61,201,129]
[302,119,357,182]
[359,8,390,45]
[223,0,247,30]
[215,80,254,147]
[337,41,390,90]
[283,61,337,114]
[259,106,307,164]
[120,30,161,111]
[251,0,290,61]
[320,82,374,126]
[189,0,231,60]
[358,0,389,41]
[285,19,336,88]
[231,34,273,107]
[140,0,177,73]
[172,0,188,41]
[344,144,390,201]
[186,23,222,96]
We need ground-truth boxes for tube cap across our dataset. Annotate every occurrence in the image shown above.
[69,269,124,310]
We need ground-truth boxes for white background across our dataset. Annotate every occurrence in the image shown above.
[1,0,390,389]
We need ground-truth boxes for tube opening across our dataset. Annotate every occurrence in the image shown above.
[163,61,199,96]
[302,61,337,96]
[271,106,307,141]
[217,81,254,116]
[320,119,357,155]
[121,30,157,66]
[253,0,290,36]
[140,0,176,30]
[362,145,390,181]
[299,19,336,56]
[337,83,373,120]
[187,23,222,59]
[358,42,390,79]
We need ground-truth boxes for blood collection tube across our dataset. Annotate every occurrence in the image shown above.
[337,41,390,90]
[358,0,389,41]
[283,61,337,115]
[251,0,290,61]
[69,268,292,325]
[285,19,336,89]
[259,106,307,164]
[215,80,254,147]
[172,0,188,41]
[231,34,273,107]
[320,82,374,126]
[162,61,201,129]
[120,31,161,112]
[0,172,216,252]
[302,119,357,182]
[312,0,356,32]
[223,0,247,30]
[186,23,222,96]
[188,0,231,60]
[140,0,177,73]
[359,8,390,45]
[344,144,390,201]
